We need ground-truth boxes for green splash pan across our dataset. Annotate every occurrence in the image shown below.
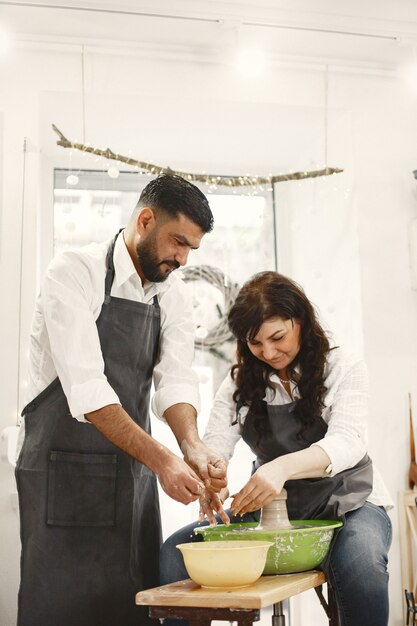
[194,520,343,575]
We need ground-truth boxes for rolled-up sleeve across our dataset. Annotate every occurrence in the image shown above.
[312,359,369,476]
[151,277,200,418]
[42,253,120,420]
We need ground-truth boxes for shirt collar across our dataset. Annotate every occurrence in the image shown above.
[112,230,171,297]
[113,230,139,288]
[270,363,301,386]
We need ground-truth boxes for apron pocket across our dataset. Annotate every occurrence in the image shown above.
[47,450,117,527]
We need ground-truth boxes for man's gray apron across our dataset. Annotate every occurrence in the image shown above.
[240,399,373,521]
[15,233,161,626]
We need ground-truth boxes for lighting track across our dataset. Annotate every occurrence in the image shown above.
[0,1,221,22]
[0,1,400,41]
[244,20,398,41]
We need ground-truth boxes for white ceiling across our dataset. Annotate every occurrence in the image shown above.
[1,0,417,69]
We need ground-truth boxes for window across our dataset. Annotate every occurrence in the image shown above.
[54,167,275,381]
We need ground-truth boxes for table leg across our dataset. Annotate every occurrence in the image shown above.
[314,584,340,626]
[327,583,339,626]
[272,601,286,626]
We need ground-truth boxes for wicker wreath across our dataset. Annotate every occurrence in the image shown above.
[180,264,240,349]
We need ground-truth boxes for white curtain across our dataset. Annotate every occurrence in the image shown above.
[275,171,363,358]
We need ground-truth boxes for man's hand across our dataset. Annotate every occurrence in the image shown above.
[85,403,205,505]
[181,440,227,492]
[199,487,230,526]
[155,453,205,505]
[163,404,228,492]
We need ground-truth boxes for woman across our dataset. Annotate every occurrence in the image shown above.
[160,271,393,626]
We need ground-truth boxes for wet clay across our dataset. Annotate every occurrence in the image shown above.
[257,489,293,530]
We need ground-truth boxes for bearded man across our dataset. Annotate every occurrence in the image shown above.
[16,174,227,626]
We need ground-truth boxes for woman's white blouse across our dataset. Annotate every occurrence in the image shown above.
[203,348,393,509]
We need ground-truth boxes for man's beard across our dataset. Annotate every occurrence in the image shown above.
[136,234,180,283]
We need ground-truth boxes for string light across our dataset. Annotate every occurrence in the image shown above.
[107,166,120,179]
[52,124,343,188]
[66,174,79,185]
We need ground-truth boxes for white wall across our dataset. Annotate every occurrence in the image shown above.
[1,41,416,626]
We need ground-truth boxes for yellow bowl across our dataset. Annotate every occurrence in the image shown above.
[176,540,273,588]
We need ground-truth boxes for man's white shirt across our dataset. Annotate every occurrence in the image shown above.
[20,231,199,454]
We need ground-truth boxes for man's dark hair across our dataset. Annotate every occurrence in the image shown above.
[137,174,214,233]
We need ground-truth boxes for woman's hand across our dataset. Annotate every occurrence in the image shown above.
[230,446,332,516]
[230,459,287,516]
[199,487,230,526]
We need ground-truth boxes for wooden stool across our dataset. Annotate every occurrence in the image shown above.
[136,571,339,625]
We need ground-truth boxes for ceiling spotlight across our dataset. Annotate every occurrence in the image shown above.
[236,46,268,77]
[399,60,417,95]
[0,26,10,55]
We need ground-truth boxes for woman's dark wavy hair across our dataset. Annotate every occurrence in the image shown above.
[228,271,330,439]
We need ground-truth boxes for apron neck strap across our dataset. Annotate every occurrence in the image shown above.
[104,230,122,301]
[103,230,160,309]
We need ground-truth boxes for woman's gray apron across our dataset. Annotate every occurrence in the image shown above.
[15,233,161,626]
[240,400,373,520]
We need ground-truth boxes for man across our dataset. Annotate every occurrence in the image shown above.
[16,174,227,626]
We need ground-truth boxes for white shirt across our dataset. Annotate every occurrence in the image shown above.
[21,231,199,445]
[203,348,393,509]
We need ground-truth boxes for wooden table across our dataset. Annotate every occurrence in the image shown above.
[136,571,339,625]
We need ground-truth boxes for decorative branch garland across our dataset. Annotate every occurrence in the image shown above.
[52,124,343,187]
[52,124,343,351]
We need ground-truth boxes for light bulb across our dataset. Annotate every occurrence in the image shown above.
[195,326,209,339]
[107,166,120,179]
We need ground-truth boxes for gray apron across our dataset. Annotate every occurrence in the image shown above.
[240,399,373,520]
[15,232,161,626]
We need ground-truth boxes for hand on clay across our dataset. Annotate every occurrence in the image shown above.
[199,487,230,526]
[156,453,205,505]
[230,459,286,517]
